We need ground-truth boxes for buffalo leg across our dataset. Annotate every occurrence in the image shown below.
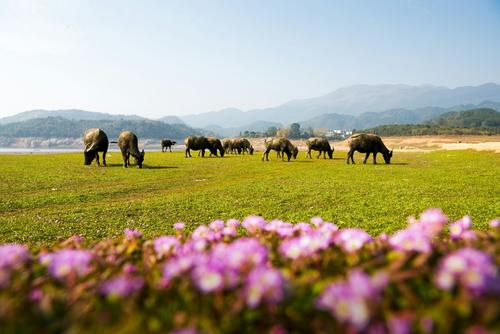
[122,151,128,167]
[347,149,355,164]
[262,148,270,161]
[317,151,322,159]
[373,152,378,164]
[103,150,107,166]
[169,146,172,152]
[95,152,100,166]
[185,148,191,158]
[363,152,370,164]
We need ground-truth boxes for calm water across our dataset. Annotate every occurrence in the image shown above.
[0,146,183,153]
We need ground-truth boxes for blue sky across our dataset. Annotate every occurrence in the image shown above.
[0,0,499,118]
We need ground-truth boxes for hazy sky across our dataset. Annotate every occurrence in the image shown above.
[1,0,499,118]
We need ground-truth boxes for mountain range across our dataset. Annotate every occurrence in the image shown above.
[171,83,500,128]
[1,83,500,136]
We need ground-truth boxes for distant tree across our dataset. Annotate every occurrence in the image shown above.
[289,123,301,139]
[276,127,291,138]
[264,126,278,137]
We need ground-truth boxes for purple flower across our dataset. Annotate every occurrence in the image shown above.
[226,219,240,228]
[242,216,266,234]
[279,232,330,259]
[244,266,285,308]
[41,249,93,280]
[449,216,472,240]
[221,238,268,271]
[173,222,185,231]
[293,222,313,234]
[489,219,499,228]
[334,228,372,253]
[209,220,225,232]
[100,276,144,298]
[222,226,237,237]
[154,236,180,258]
[389,229,431,253]
[412,208,447,237]
[317,270,387,330]
[162,256,195,281]
[124,228,142,240]
[0,244,30,270]
[191,264,224,293]
[310,216,324,227]
[388,315,411,334]
[435,248,499,295]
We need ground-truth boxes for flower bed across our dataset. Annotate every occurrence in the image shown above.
[1,210,499,333]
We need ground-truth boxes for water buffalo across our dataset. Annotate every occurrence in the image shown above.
[118,131,145,168]
[226,138,254,155]
[236,138,254,155]
[347,133,393,164]
[306,137,334,159]
[262,137,298,161]
[205,137,225,157]
[161,139,176,152]
[223,138,234,154]
[276,145,298,160]
[83,128,109,166]
[185,136,217,157]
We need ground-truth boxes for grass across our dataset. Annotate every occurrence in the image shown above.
[0,149,499,245]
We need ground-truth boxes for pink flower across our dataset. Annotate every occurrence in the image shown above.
[173,222,185,231]
[244,266,285,308]
[242,216,266,234]
[334,228,372,253]
[154,236,180,258]
[41,249,93,281]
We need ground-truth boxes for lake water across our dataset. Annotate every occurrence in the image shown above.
[0,146,184,153]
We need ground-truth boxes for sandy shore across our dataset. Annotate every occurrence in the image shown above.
[249,135,500,153]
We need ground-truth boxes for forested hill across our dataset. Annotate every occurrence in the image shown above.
[0,117,206,139]
[360,108,500,136]
[426,108,500,128]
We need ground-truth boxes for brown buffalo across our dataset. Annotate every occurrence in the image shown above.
[161,139,176,152]
[347,133,393,164]
[118,131,145,168]
[306,137,334,159]
[83,128,109,166]
[262,137,298,161]
[226,138,254,155]
[185,136,216,157]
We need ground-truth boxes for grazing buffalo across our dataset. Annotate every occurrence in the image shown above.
[306,137,334,159]
[347,133,393,164]
[118,131,145,168]
[223,138,234,154]
[185,136,216,157]
[161,139,176,152]
[83,128,109,166]
[225,138,254,155]
[262,137,298,161]
[237,138,254,155]
[206,137,225,157]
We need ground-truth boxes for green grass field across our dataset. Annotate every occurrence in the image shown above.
[1,149,499,245]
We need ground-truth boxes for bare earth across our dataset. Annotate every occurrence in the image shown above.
[249,135,500,153]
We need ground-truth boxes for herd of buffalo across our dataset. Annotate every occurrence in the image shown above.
[83,128,393,168]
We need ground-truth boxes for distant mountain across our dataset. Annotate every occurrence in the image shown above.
[204,120,282,137]
[299,101,500,130]
[157,115,185,124]
[361,108,500,136]
[179,108,255,128]
[0,117,207,140]
[171,83,500,128]
[0,109,146,125]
